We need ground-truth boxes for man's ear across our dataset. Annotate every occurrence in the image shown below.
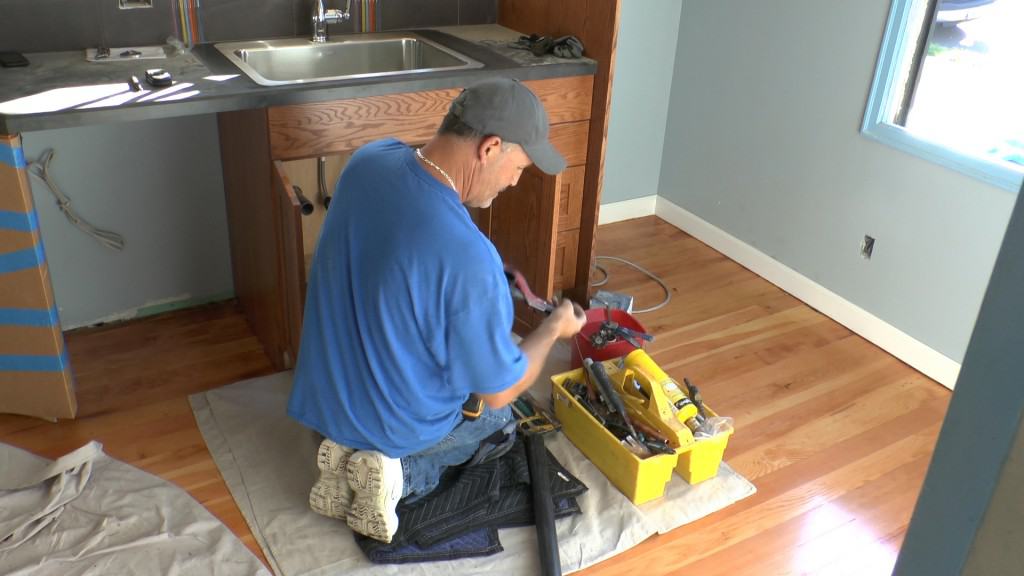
[477,136,504,164]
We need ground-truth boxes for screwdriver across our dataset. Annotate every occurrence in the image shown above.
[583,358,639,442]
[683,377,708,421]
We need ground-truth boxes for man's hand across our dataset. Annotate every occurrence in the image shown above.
[544,298,587,339]
[478,299,586,409]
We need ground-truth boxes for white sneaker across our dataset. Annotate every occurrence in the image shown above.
[309,439,356,520]
[345,450,404,543]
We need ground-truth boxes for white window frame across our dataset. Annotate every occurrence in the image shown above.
[862,0,1024,192]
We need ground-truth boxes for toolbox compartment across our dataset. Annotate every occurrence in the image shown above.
[551,363,733,505]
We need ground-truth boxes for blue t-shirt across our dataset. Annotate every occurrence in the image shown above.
[287,138,527,458]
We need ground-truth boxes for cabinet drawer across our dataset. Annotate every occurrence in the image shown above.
[524,76,593,124]
[554,228,580,292]
[268,76,593,161]
[269,89,457,160]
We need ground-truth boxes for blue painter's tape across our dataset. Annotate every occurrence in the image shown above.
[0,306,59,327]
[0,349,69,372]
[0,209,38,232]
[0,244,45,274]
[0,141,26,169]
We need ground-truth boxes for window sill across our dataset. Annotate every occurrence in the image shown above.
[862,121,1024,194]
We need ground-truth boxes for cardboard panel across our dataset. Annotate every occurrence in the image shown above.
[0,368,76,419]
[0,165,32,213]
[0,349,68,372]
[0,324,63,357]
[0,133,75,419]
[0,266,56,310]
[0,229,38,254]
[0,135,27,168]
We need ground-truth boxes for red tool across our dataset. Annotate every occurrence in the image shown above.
[504,264,555,314]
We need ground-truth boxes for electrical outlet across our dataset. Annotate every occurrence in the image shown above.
[119,0,153,9]
[860,235,875,260]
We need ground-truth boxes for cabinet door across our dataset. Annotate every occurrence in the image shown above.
[272,161,306,368]
[489,166,560,330]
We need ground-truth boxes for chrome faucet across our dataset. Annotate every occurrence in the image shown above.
[312,0,351,43]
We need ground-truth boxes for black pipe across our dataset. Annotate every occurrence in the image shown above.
[292,185,314,216]
[317,156,332,209]
[525,433,561,576]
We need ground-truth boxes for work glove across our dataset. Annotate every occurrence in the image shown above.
[552,35,584,59]
[514,34,585,59]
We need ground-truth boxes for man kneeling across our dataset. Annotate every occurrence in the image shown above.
[286,78,585,543]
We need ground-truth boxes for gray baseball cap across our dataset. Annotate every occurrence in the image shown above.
[449,77,567,175]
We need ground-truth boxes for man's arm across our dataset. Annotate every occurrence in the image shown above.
[478,299,586,408]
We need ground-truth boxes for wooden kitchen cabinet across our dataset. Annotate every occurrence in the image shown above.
[219,75,597,369]
[272,161,306,369]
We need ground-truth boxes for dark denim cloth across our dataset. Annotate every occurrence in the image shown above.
[358,498,581,564]
[359,527,503,564]
[355,437,587,563]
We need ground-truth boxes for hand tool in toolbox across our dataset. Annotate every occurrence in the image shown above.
[573,350,714,453]
[684,377,709,421]
[610,348,724,440]
[582,358,639,441]
[552,359,735,499]
[613,349,708,447]
[565,370,670,457]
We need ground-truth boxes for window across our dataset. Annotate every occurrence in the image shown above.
[863,0,1023,191]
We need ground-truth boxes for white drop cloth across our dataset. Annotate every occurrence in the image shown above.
[189,342,756,575]
[0,440,270,576]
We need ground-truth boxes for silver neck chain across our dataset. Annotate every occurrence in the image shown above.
[416,147,458,195]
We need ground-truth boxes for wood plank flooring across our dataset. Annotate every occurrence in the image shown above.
[0,216,951,574]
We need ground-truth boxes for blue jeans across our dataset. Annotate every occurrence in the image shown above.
[400,404,512,499]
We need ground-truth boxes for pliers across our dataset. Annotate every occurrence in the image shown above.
[504,264,555,314]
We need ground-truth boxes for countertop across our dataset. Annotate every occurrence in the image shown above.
[0,25,596,134]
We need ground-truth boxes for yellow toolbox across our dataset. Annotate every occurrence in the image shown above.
[550,351,733,505]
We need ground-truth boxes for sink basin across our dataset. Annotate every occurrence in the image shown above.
[215,33,484,86]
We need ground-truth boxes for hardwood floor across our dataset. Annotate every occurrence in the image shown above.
[0,302,278,564]
[0,216,951,574]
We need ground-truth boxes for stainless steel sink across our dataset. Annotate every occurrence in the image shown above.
[215,33,483,86]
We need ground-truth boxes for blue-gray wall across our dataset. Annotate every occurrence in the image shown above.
[601,0,682,204]
[894,179,1024,575]
[656,0,1018,363]
[22,116,233,329]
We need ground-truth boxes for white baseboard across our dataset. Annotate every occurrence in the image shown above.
[654,196,961,390]
[599,195,658,225]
